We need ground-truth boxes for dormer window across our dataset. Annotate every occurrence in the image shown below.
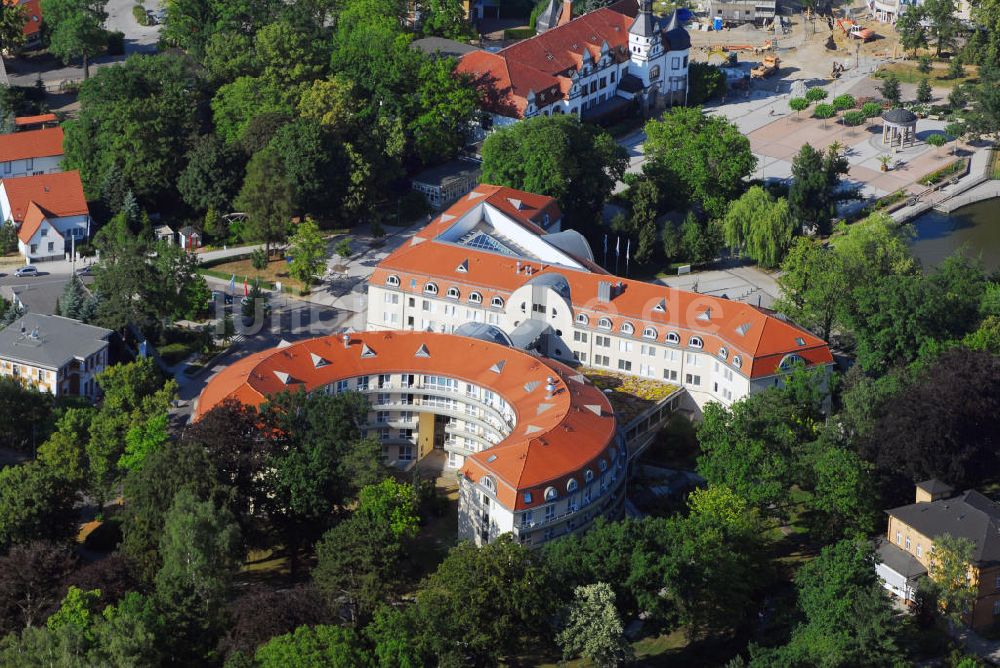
[665,332,680,344]
[386,275,400,287]
[491,296,504,308]
[733,355,742,368]
[544,486,558,502]
[718,347,728,360]
[482,476,496,492]
[469,291,482,304]
[642,326,657,339]
[424,283,438,295]
[689,336,703,349]
[598,318,612,330]
[576,313,589,325]
[567,478,578,493]
[446,287,460,300]
[620,322,635,335]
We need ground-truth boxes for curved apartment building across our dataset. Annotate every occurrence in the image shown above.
[195,331,624,548]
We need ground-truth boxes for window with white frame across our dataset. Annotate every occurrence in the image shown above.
[620,322,634,335]
[685,373,701,385]
[640,364,655,378]
[689,336,703,348]
[718,347,728,360]
[643,326,657,339]
[598,318,612,330]
[685,352,699,366]
[574,331,588,343]
[641,344,656,357]
[595,335,610,348]
[665,331,680,344]
[491,296,504,308]
[469,291,482,304]
[576,313,589,325]
[618,340,633,353]
[446,287,460,299]
[664,369,677,381]
[384,292,399,304]
[424,282,438,295]
[618,359,632,371]
[386,275,400,287]
[594,354,610,367]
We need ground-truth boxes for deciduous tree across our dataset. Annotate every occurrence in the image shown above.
[41,0,107,79]
[721,186,795,268]
[557,583,633,667]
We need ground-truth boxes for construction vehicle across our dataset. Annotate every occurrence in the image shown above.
[751,55,780,79]
[837,19,874,41]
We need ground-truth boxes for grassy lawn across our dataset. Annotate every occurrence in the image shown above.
[581,368,679,424]
[203,256,310,293]
[875,61,979,89]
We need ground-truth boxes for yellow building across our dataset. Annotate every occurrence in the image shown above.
[878,480,1000,630]
[0,314,111,399]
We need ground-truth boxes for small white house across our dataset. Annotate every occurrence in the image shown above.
[0,126,63,179]
[0,171,91,261]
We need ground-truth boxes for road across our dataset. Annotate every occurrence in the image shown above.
[3,0,161,88]
[0,260,93,313]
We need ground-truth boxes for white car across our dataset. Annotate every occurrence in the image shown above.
[14,266,39,277]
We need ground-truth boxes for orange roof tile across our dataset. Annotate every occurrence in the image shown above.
[195,332,617,511]
[14,113,57,126]
[1,170,88,223]
[0,126,62,162]
[17,201,46,243]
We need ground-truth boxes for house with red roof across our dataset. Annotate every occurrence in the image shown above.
[367,184,834,411]
[13,114,59,132]
[456,0,690,130]
[0,126,64,179]
[0,171,90,261]
[3,0,42,49]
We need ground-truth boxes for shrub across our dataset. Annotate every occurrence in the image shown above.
[918,158,966,185]
[842,110,866,127]
[789,97,810,114]
[813,103,836,119]
[106,30,125,55]
[131,4,149,25]
[917,55,932,74]
[832,94,855,110]
[861,101,883,117]
[916,78,932,104]
[805,87,828,102]
[504,27,535,40]
[926,133,947,148]
[947,56,964,79]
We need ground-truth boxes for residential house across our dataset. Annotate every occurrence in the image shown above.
[154,224,175,245]
[0,126,63,179]
[0,171,90,261]
[13,113,59,132]
[0,313,111,399]
[411,158,482,210]
[4,0,43,49]
[878,480,1000,630]
[456,0,690,130]
[365,184,833,413]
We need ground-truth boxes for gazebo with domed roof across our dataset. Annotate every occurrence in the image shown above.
[881,108,917,148]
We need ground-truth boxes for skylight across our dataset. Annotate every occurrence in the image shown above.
[415,344,430,358]
[461,231,517,256]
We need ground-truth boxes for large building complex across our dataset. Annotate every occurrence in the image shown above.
[456,0,690,127]
[366,185,833,411]
[195,331,636,548]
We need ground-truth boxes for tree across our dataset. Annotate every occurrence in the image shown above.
[842,110,866,128]
[202,31,257,84]
[721,186,795,268]
[255,625,371,668]
[926,132,947,151]
[789,97,810,116]
[0,462,78,551]
[0,541,77,636]
[0,378,55,452]
[236,148,294,256]
[267,118,348,215]
[924,0,959,56]
[47,586,102,643]
[298,75,361,137]
[949,82,970,110]
[251,247,268,271]
[177,135,244,214]
[661,218,682,265]
[897,6,929,55]
[287,219,327,288]
[947,54,965,79]
[58,275,88,320]
[557,583,633,667]
[862,349,1000,489]
[630,178,660,264]
[0,3,27,52]
[356,478,419,540]
[41,0,107,79]
[927,534,977,627]
[877,72,902,106]
[63,54,201,202]
[831,94,855,111]
[686,62,727,105]
[90,592,164,667]
[37,408,94,485]
[118,411,169,473]
[805,87,828,102]
[917,77,933,103]
[219,587,331,661]
[411,57,480,165]
[679,212,721,264]
[255,20,329,87]
[211,76,297,145]
[643,106,756,218]
[420,0,472,39]
[788,142,849,235]
[806,438,878,539]
[918,55,933,74]
[408,536,553,665]
[481,114,627,226]
[813,103,836,123]
[154,488,242,664]
[862,100,883,118]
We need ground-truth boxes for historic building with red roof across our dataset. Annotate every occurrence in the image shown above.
[195,331,633,547]
[456,0,690,127]
[367,184,834,411]
[0,171,90,261]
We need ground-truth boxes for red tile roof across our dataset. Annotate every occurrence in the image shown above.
[373,187,833,380]
[14,113,58,126]
[195,331,617,511]
[20,0,40,35]
[1,171,88,223]
[456,0,655,118]
[17,201,47,243]
[0,126,63,162]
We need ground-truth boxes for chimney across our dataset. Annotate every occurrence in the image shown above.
[558,0,573,25]
[516,261,521,274]
[342,333,350,349]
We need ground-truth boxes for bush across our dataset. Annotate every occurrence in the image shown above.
[918,158,966,185]
[842,110,866,127]
[789,97,810,114]
[917,55,932,74]
[805,87,828,102]
[832,94,855,110]
[504,27,535,40]
[106,30,125,55]
[131,4,149,25]
[926,133,947,148]
[687,62,727,105]
[813,103,836,119]
[158,342,195,366]
[861,101,883,118]
[916,78,932,104]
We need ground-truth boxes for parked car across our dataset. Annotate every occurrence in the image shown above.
[14,266,39,277]
[75,265,94,276]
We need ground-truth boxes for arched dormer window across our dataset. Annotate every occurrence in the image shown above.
[689,336,703,349]
[482,476,496,492]
[733,355,743,368]
[620,322,635,335]
[446,287,460,300]
[386,275,400,287]
[584,469,594,483]
[424,282,438,295]
[567,478,578,493]
[718,347,728,360]
[469,291,482,304]
[598,459,608,472]
[576,313,589,326]
[491,296,504,308]
[598,317,612,330]
[544,486,558,502]
[779,353,805,371]
[642,326,657,339]
[665,332,680,345]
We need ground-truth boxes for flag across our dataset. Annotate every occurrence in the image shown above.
[626,239,630,262]
[603,234,607,255]
[615,236,620,256]
[243,276,248,297]
[229,274,236,292]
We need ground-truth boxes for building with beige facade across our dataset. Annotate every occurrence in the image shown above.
[0,314,111,399]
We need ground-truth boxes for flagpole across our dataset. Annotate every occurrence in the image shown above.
[603,234,608,268]
[625,239,630,278]
[615,236,620,275]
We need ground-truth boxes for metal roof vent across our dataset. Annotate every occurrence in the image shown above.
[341,333,351,348]
[456,259,469,273]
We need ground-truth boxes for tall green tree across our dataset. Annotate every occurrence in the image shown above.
[0,3,27,52]
[41,0,107,79]
[255,625,371,668]
[481,114,627,227]
[721,186,796,268]
[0,462,78,550]
[788,142,849,235]
[643,106,756,218]
[235,148,294,255]
[287,219,327,288]
[177,135,245,214]
[557,583,633,667]
[410,57,480,165]
[927,534,977,627]
[419,0,472,39]
[924,0,959,56]
[896,5,928,55]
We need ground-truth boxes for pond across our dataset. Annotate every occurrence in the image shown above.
[907,199,1000,275]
